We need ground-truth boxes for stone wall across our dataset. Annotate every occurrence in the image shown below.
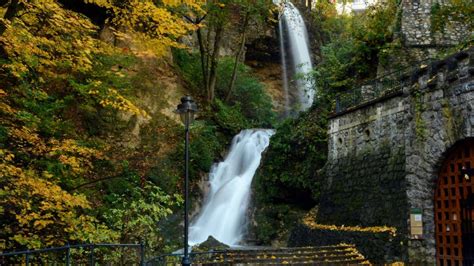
[401,0,470,47]
[313,90,410,262]
[403,47,474,263]
[292,48,474,263]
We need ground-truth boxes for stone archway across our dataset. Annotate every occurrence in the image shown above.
[435,139,474,265]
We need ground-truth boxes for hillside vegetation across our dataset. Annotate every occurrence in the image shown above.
[0,0,274,255]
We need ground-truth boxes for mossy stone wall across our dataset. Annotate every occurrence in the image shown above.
[292,48,474,263]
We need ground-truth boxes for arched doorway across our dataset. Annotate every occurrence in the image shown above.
[435,139,474,265]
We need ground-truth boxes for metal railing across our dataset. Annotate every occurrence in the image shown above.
[334,58,434,114]
[0,243,145,265]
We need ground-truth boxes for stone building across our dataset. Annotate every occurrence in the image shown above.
[401,0,468,47]
[396,0,472,63]
[290,47,473,266]
[289,1,473,264]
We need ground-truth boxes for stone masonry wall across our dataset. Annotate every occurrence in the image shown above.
[403,48,474,263]
[317,91,410,262]
[308,47,474,264]
[401,0,471,47]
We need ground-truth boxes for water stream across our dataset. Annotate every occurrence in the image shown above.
[277,0,314,112]
[188,1,313,247]
[189,129,274,246]
[279,18,291,116]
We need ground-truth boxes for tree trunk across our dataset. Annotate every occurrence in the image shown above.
[207,24,223,102]
[225,12,250,102]
[196,28,209,91]
[205,27,212,93]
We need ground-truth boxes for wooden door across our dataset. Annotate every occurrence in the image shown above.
[461,193,474,265]
[435,139,474,266]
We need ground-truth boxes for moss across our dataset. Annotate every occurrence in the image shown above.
[318,143,407,229]
[441,98,455,142]
[253,204,307,245]
[413,86,427,141]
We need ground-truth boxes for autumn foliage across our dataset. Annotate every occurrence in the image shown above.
[0,0,202,252]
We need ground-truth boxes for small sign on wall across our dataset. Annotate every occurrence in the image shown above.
[410,208,423,239]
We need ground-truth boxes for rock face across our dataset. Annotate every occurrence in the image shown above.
[193,236,230,251]
[292,48,474,264]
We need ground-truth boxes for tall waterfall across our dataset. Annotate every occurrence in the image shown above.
[187,0,312,248]
[189,129,274,246]
[277,1,314,112]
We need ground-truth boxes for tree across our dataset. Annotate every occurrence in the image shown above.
[226,0,273,102]
[182,0,273,103]
[0,0,202,251]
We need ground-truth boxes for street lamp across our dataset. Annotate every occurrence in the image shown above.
[175,96,198,266]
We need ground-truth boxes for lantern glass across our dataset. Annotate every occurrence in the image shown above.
[175,96,197,126]
[179,111,195,125]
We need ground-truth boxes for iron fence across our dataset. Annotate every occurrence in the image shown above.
[1,244,233,266]
[0,243,145,265]
[334,58,434,114]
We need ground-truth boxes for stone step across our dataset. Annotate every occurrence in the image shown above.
[223,244,355,253]
[198,257,369,266]
[211,250,359,261]
[220,254,364,263]
[150,244,369,265]
[224,258,369,265]
[212,245,356,256]
[190,244,369,265]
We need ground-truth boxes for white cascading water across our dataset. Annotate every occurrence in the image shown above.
[277,0,315,112]
[187,0,311,248]
[189,129,274,246]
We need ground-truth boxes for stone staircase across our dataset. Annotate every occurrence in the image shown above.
[192,244,370,265]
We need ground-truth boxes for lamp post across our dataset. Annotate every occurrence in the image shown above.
[175,96,198,266]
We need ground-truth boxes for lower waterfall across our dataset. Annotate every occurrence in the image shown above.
[189,129,275,246]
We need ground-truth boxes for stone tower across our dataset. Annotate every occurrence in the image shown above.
[399,0,470,59]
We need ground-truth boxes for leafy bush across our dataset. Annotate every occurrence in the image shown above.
[214,58,275,127]
[312,0,399,94]
[257,105,328,203]
[212,99,250,135]
[103,182,182,255]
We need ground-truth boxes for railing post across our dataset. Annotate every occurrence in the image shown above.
[66,243,71,266]
[25,251,30,266]
[140,242,145,266]
[89,244,95,266]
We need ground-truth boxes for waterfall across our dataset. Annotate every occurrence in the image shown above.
[279,19,291,116]
[189,129,274,246]
[187,0,312,248]
[277,1,314,112]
